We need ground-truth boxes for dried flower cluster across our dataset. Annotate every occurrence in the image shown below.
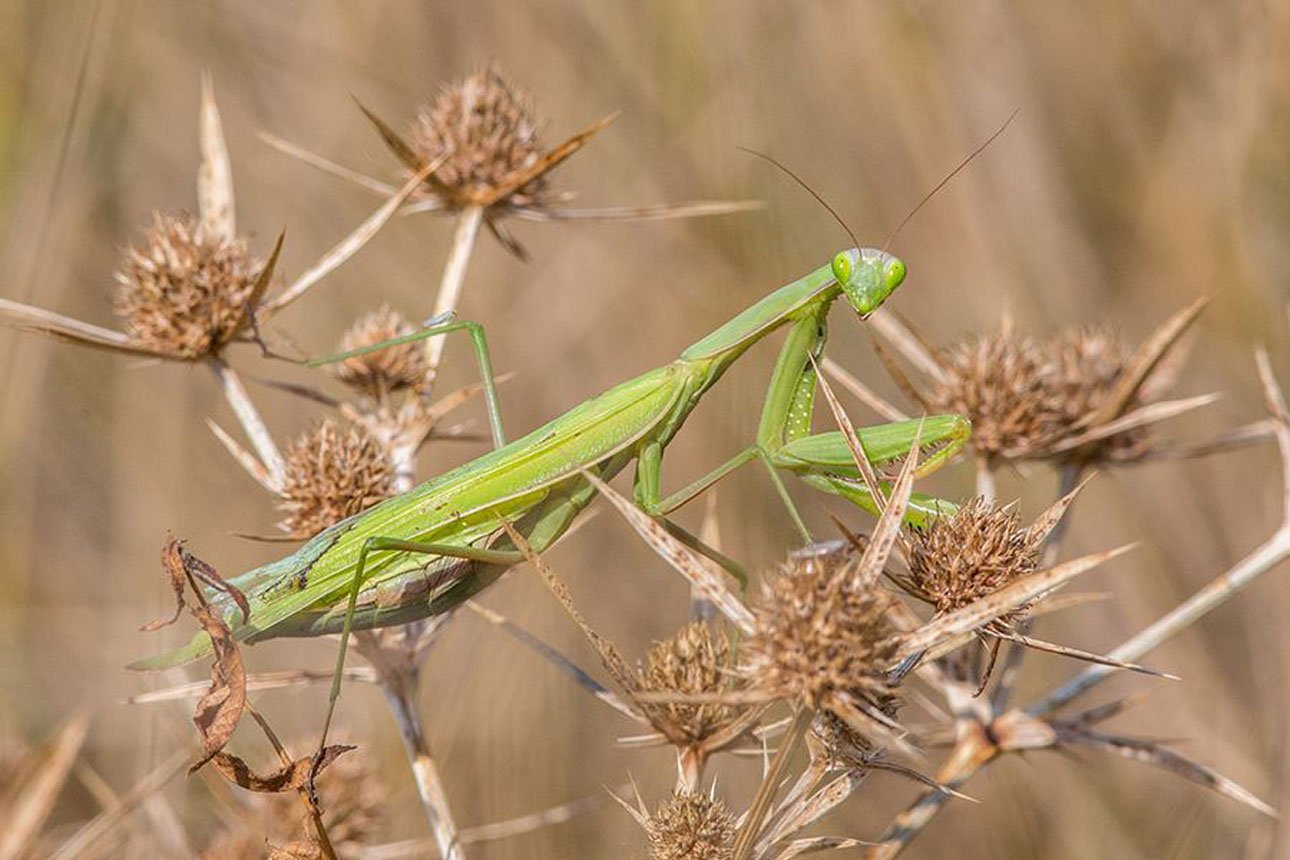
[902,498,1043,615]
[277,419,396,537]
[646,791,736,860]
[635,621,738,747]
[114,212,261,358]
[331,305,430,397]
[410,65,552,209]
[930,325,1148,463]
[742,547,900,721]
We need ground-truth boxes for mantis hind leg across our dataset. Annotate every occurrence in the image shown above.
[312,535,525,779]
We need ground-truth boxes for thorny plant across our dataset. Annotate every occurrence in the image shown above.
[2,67,1285,860]
[0,68,752,857]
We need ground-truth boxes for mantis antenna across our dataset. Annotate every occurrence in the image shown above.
[736,146,861,251]
[881,109,1020,252]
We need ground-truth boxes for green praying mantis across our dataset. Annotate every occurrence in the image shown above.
[133,246,970,672]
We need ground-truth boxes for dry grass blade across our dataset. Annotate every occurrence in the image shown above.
[0,297,165,357]
[1080,296,1208,431]
[868,333,934,413]
[761,770,867,849]
[897,544,1137,658]
[198,73,236,242]
[868,310,945,383]
[260,131,400,196]
[821,357,909,421]
[47,750,188,860]
[1143,418,1277,459]
[507,199,763,221]
[498,519,643,701]
[479,111,618,206]
[259,159,439,316]
[242,230,285,329]
[1064,730,1275,816]
[578,470,755,633]
[464,600,639,719]
[0,712,90,860]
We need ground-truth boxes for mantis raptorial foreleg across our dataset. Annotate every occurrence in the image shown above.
[310,316,508,449]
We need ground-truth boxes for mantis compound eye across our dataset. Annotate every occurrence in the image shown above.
[884,257,907,291]
[832,251,853,285]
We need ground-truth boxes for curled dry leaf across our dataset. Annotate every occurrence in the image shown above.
[211,744,355,794]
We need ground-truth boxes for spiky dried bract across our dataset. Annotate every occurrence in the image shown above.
[930,333,1055,460]
[905,498,1041,615]
[277,420,395,538]
[813,710,878,770]
[410,65,550,208]
[114,212,259,358]
[647,791,736,860]
[332,305,429,397]
[742,549,900,716]
[636,621,739,746]
[201,752,382,859]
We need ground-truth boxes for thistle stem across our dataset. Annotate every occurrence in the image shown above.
[422,205,484,399]
[732,707,811,860]
[208,358,285,484]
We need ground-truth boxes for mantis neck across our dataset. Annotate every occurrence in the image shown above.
[679,262,839,363]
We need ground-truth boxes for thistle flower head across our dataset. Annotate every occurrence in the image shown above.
[904,498,1042,615]
[741,546,900,718]
[332,305,430,397]
[929,332,1056,461]
[277,420,395,538]
[635,621,739,747]
[646,791,736,860]
[114,212,260,358]
[1046,325,1149,461]
[410,65,551,209]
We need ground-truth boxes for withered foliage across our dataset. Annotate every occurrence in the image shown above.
[277,419,397,538]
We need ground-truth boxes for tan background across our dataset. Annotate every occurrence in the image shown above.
[2,1,1289,856]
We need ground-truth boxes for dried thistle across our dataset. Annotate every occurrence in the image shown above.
[277,420,395,537]
[646,790,736,860]
[1045,325,1150,461]
[741,545,901,735]
[332,305,430,397]
[114,212,262,358]
[409,65,553,210]
[634,621,740,748]
[902,498,1042,617]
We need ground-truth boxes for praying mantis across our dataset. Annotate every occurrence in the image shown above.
[133,246,970,671]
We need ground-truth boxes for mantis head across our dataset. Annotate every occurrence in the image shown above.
[831,248,906,317]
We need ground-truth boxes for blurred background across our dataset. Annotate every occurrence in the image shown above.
[2,1,1290,856]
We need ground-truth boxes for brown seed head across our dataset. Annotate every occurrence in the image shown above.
[905,498,1041,615]
[742,547,900,715]
[114,212,260,358]
[636,621,739,747]
[332,305,430,397]
[277,420,395,538]
[410,65,549,208]
[930,333,1057,460]
[647,791,736,860]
